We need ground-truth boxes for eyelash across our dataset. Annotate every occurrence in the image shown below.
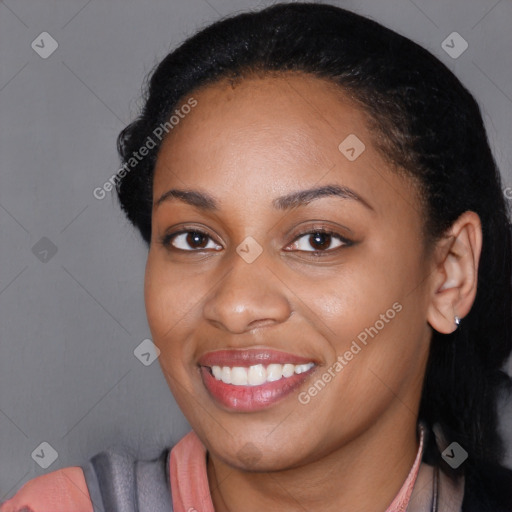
[159,226,353,256]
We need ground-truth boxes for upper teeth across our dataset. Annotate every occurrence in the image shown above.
[210,363,314,386]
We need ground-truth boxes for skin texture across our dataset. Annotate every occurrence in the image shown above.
[145,73,482,512]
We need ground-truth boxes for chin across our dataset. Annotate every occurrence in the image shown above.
[212,437,310,472]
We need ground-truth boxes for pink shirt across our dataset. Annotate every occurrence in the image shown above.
[1,427,425,511]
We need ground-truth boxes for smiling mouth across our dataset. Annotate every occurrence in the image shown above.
[197,348,318,411]
[199,362,317,412]
[205,362,315,386]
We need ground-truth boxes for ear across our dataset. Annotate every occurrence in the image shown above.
[427,211,482,334]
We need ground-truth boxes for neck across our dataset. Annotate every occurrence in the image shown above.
[207,409,420,512]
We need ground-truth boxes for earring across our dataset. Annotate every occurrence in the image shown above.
[454,316,461,327]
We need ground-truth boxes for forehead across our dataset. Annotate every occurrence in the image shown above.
[152,72,415,219]
[156,74,367,171]
[168,72,368,151]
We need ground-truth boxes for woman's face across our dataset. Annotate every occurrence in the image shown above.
[145,73,434,471]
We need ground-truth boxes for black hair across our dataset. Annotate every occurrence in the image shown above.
[114,2,512,480]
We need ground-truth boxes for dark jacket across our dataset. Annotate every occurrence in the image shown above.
[461,462,512,511]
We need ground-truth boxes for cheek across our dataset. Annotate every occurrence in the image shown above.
[318,254,426,399]
[144,259,202,401]
[143,254,224,402]
[302,239,426,377]
[144,254,204,340]
[300,261,405,346]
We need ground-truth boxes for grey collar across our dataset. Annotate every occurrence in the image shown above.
[408,424,465,512]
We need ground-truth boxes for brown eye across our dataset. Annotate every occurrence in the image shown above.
[309,232,333,250]
[162,230,222,251]
[186,231,208,248]
[288,230,349,253]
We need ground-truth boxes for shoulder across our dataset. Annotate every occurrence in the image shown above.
[462,462,512,512]
[0,467,93,512]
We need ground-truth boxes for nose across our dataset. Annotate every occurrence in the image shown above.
[202,250,292,334]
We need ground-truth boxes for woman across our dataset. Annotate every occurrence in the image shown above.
[2,2,511,511]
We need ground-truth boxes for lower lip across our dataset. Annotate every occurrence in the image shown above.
[200,366,315,412]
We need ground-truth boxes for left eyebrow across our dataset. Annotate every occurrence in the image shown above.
[153,184,374,212]
[272,184,374,211]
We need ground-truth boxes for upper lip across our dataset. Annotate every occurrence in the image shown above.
[198,348,317,368]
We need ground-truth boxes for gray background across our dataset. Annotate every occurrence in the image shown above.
[1,0,511,500]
